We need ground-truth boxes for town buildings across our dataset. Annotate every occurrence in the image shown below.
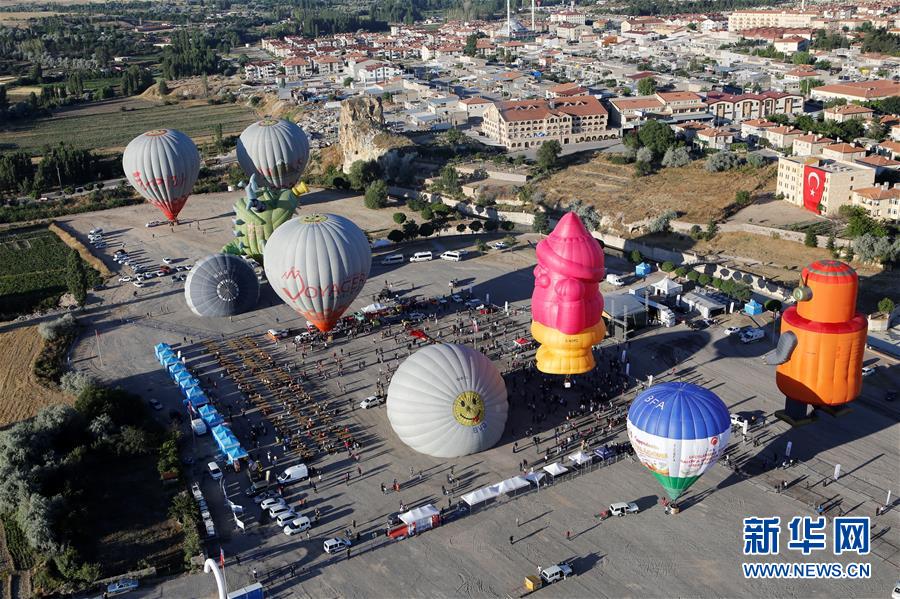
[481,95,614,150]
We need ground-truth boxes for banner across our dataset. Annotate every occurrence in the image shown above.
[803,165,826,213]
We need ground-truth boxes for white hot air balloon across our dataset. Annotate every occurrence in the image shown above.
[263,213,370,332]
[387,344,508,458]
[236,118,310,190]
[123,129,201,222]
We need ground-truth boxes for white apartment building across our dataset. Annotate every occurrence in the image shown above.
[727,10,818,32]
[481,95,614,150]
[776,156,875,216]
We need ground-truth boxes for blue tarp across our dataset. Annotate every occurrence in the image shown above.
[635,262,652,277]
[224,445,249,465]
[154,343,172,360]
[168,361,187,376]
[199,404,223,426]
[184,394,208,409]
[744,299,764,315]
[160,354,178,367]
[174,371,194,386]
[184,385,206,400]
[212,425,241,451]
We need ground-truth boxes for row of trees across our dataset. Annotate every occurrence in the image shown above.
[0,143,110,196]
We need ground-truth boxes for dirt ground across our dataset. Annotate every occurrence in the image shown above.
[540,157,777,227]
[0,325,71,428]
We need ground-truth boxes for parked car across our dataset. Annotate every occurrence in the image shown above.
[606,273,625,286]
[323,537,352,554]
[207,462,223,481]
[275,509,299,526]
[609,502,640,516]
[409,251,433,262]
[451,294,464,303]
[107,578,138,595]
[148,398,162,410]
[540,563,573,584]
[740,328,765,344]
[724,326,741,336]
[284,516,312,536]
[253,491,278,504]
[163,257,174,264]
[276,464,309,484]
[359,395,385,409]
[491,241,508,250]
[260,497,286,511]
[118,276,132,283]
[132,281,144,288]
[730,413,749,428]
[861,365,876,377]
[269,504,293,519]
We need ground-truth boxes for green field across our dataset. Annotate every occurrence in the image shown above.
[0,100,259,153]
[0,226,98,317]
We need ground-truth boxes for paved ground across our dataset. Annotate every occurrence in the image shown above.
[60,191,899,599]
[730,194,827,229]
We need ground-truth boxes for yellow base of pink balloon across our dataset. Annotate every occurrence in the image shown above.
[531,320,605,375]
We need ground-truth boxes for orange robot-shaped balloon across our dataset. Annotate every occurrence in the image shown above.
[765,260,867,414]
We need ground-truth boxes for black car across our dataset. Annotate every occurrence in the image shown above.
[386,512,402,527]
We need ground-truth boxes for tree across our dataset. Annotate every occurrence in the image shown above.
[636,147,653,163]
[674,266,687,277]
[420,206,434,220]
[402,220,419,240]
[536,140,562,171]
[746,153,766,168]
[418,222,435,237]
[364,179,388,209]
[853,233,899,263]
[877,297,895,314]
[792,51,814,65]
[706,151,742,172]
[157,79,169,95]
[637,120,675,157]
[456,223,467,233]
[686,270,700,282]
[840,205,887,238]
[445,128,464,145]
[533,211,550,234]
[464,33,479,57]
[348,160,381,190]
[475,239,488,252]
[698,273,712,286]
[661,146,690,168]
[500,220,514,231]
[735,190,752,207]
[437,165,461,195]
[799,78,825,96]
[637,77,657,96]
[392,212,407,224]
[804,229,818,247]
[65,249,87,304]
[705,219,718,240]
[387,229,404,243]
[343,76,354,87]
[649,210,676,233]
[468,220,483,232]
[484,219,499,232]
[634,160,654,177]
[629,249,643,263]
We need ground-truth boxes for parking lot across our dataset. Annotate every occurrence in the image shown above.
[62,191,899,599]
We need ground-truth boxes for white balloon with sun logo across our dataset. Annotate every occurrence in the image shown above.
[387,344,509,458]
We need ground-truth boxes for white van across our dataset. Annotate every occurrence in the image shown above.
[277,464,309,484]
[740,328,765,344]
[609,502,639,516]
[606,274,625,286]
[409,251,433,262]
[440,251,463,262]
[191,418,208,436]
[380,254,404,265]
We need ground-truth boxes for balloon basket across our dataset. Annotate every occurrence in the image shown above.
[665,504,680,515]
[814,404,854,419]
[775,399,818,427]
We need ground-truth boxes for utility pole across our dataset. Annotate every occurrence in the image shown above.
[507,0,511,37]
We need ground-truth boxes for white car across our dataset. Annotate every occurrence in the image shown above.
[275,509,299,526]
[207,462,223,481]
[269,505,293,519]
[253,491,278,505]
[861,366,876,377]
[132,281,144,288]
[609,502,640,516]
[162,257,174,264]
[284,516,312,536]
[118,276,132,283]
[724,326,741,336]
[491,241,508,249]
[260,497,286,511]
[540,563,573,584]
[89,228,103,235]
[323,537,352,554]
[359,395,385,409]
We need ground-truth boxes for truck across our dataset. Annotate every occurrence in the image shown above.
[740,328,765,344]
[606,273,625,286]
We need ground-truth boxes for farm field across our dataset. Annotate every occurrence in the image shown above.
[539,156,777,225]
[0,325,72,427]
[0,99,259,153]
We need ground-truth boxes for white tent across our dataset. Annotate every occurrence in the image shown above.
[568,451,592,466]
[362,302,388,313]
[524,471,546,486]
[652,277,683,297]
[461,485,501,507]
[542,462,569,477]
[497,476,530,494]
[399,504,440,525]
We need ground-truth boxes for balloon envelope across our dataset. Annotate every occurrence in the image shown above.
[387,344,508,458]
[184,254,260,317]
[237,118,310,190]
[263,213,370,332]
[123,129,200,222]
[626,382,731,501]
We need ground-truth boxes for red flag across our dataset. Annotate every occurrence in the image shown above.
[410,329,427,340]
[803,165,826,213]
[219,547,225,568]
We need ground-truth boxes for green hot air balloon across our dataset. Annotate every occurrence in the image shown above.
[226,174,299,263]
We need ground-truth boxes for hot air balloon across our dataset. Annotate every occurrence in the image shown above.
[764,260,867,421]
[123,129,201,223]
[263,213,370,332]
[627,382,731,503]
[184,254,260,317]
[387,343,508,458]
[531,212,605,375]
[237,118,310,190]
[225,174,299,262]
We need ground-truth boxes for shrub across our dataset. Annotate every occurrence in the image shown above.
[706,151,742,172]
[634,160,654,177]
[698,273,712,286]
[37,313,77,341]
[500,220,515,231]
[392,212,407,224]
[629,249,643,263]
[475,239,488,252]
[877,297,895,314]
[705,219,719,240]
[804,229,818,247]
[468,220,483,232]
[764,299,782,312]
[363,180,388,209]
[59,370,97,397]
[420,206,434,220]
[407,197,425,212]
[484,219,499,232]
[649,210,677,233]
[636,147,653,163]
[711,277,724,289]
[734,190,752,207]
[746,153,766,168]
[661,146,690,168]
[689,224,703,240]
[532,211,550,234]
[387,229,404,243]
[686,270,700,281]
[674,266,687,277]
[456,223,467,233]
[660,261,675,272]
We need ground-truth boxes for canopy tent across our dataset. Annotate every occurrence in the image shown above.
[179,376,201,393]
[594,446,617,461]
[513,337,532,347]
[212,425,241,451]
[497,476,530,495]
[744,299,764,315]
[568,451,593,466]
[651,277,683,297]
[524,471,546,486]
[399,504,440,526]
[154,343,172,360]
[160,353,178,367]
[199,404,223,426]
[460,485,501,507]
[635,262,652,277]
[168,362,188,376]
[223,444,248,465]
[184,384,206,400]
[184,394,208,409]
[542,462,569,477]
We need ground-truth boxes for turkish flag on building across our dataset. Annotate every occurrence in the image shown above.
[803,165,826,213]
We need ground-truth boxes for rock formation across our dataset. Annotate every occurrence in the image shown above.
[338,96,411,172]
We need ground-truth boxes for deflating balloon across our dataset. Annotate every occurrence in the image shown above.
[236,118,310,190]
[387,344,508,458]
[184,254,260,317]
[263,213,370,332]
[626,382,731,501]
[123,129,201,222]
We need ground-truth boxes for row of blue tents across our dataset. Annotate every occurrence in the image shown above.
[154,343,247,465]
